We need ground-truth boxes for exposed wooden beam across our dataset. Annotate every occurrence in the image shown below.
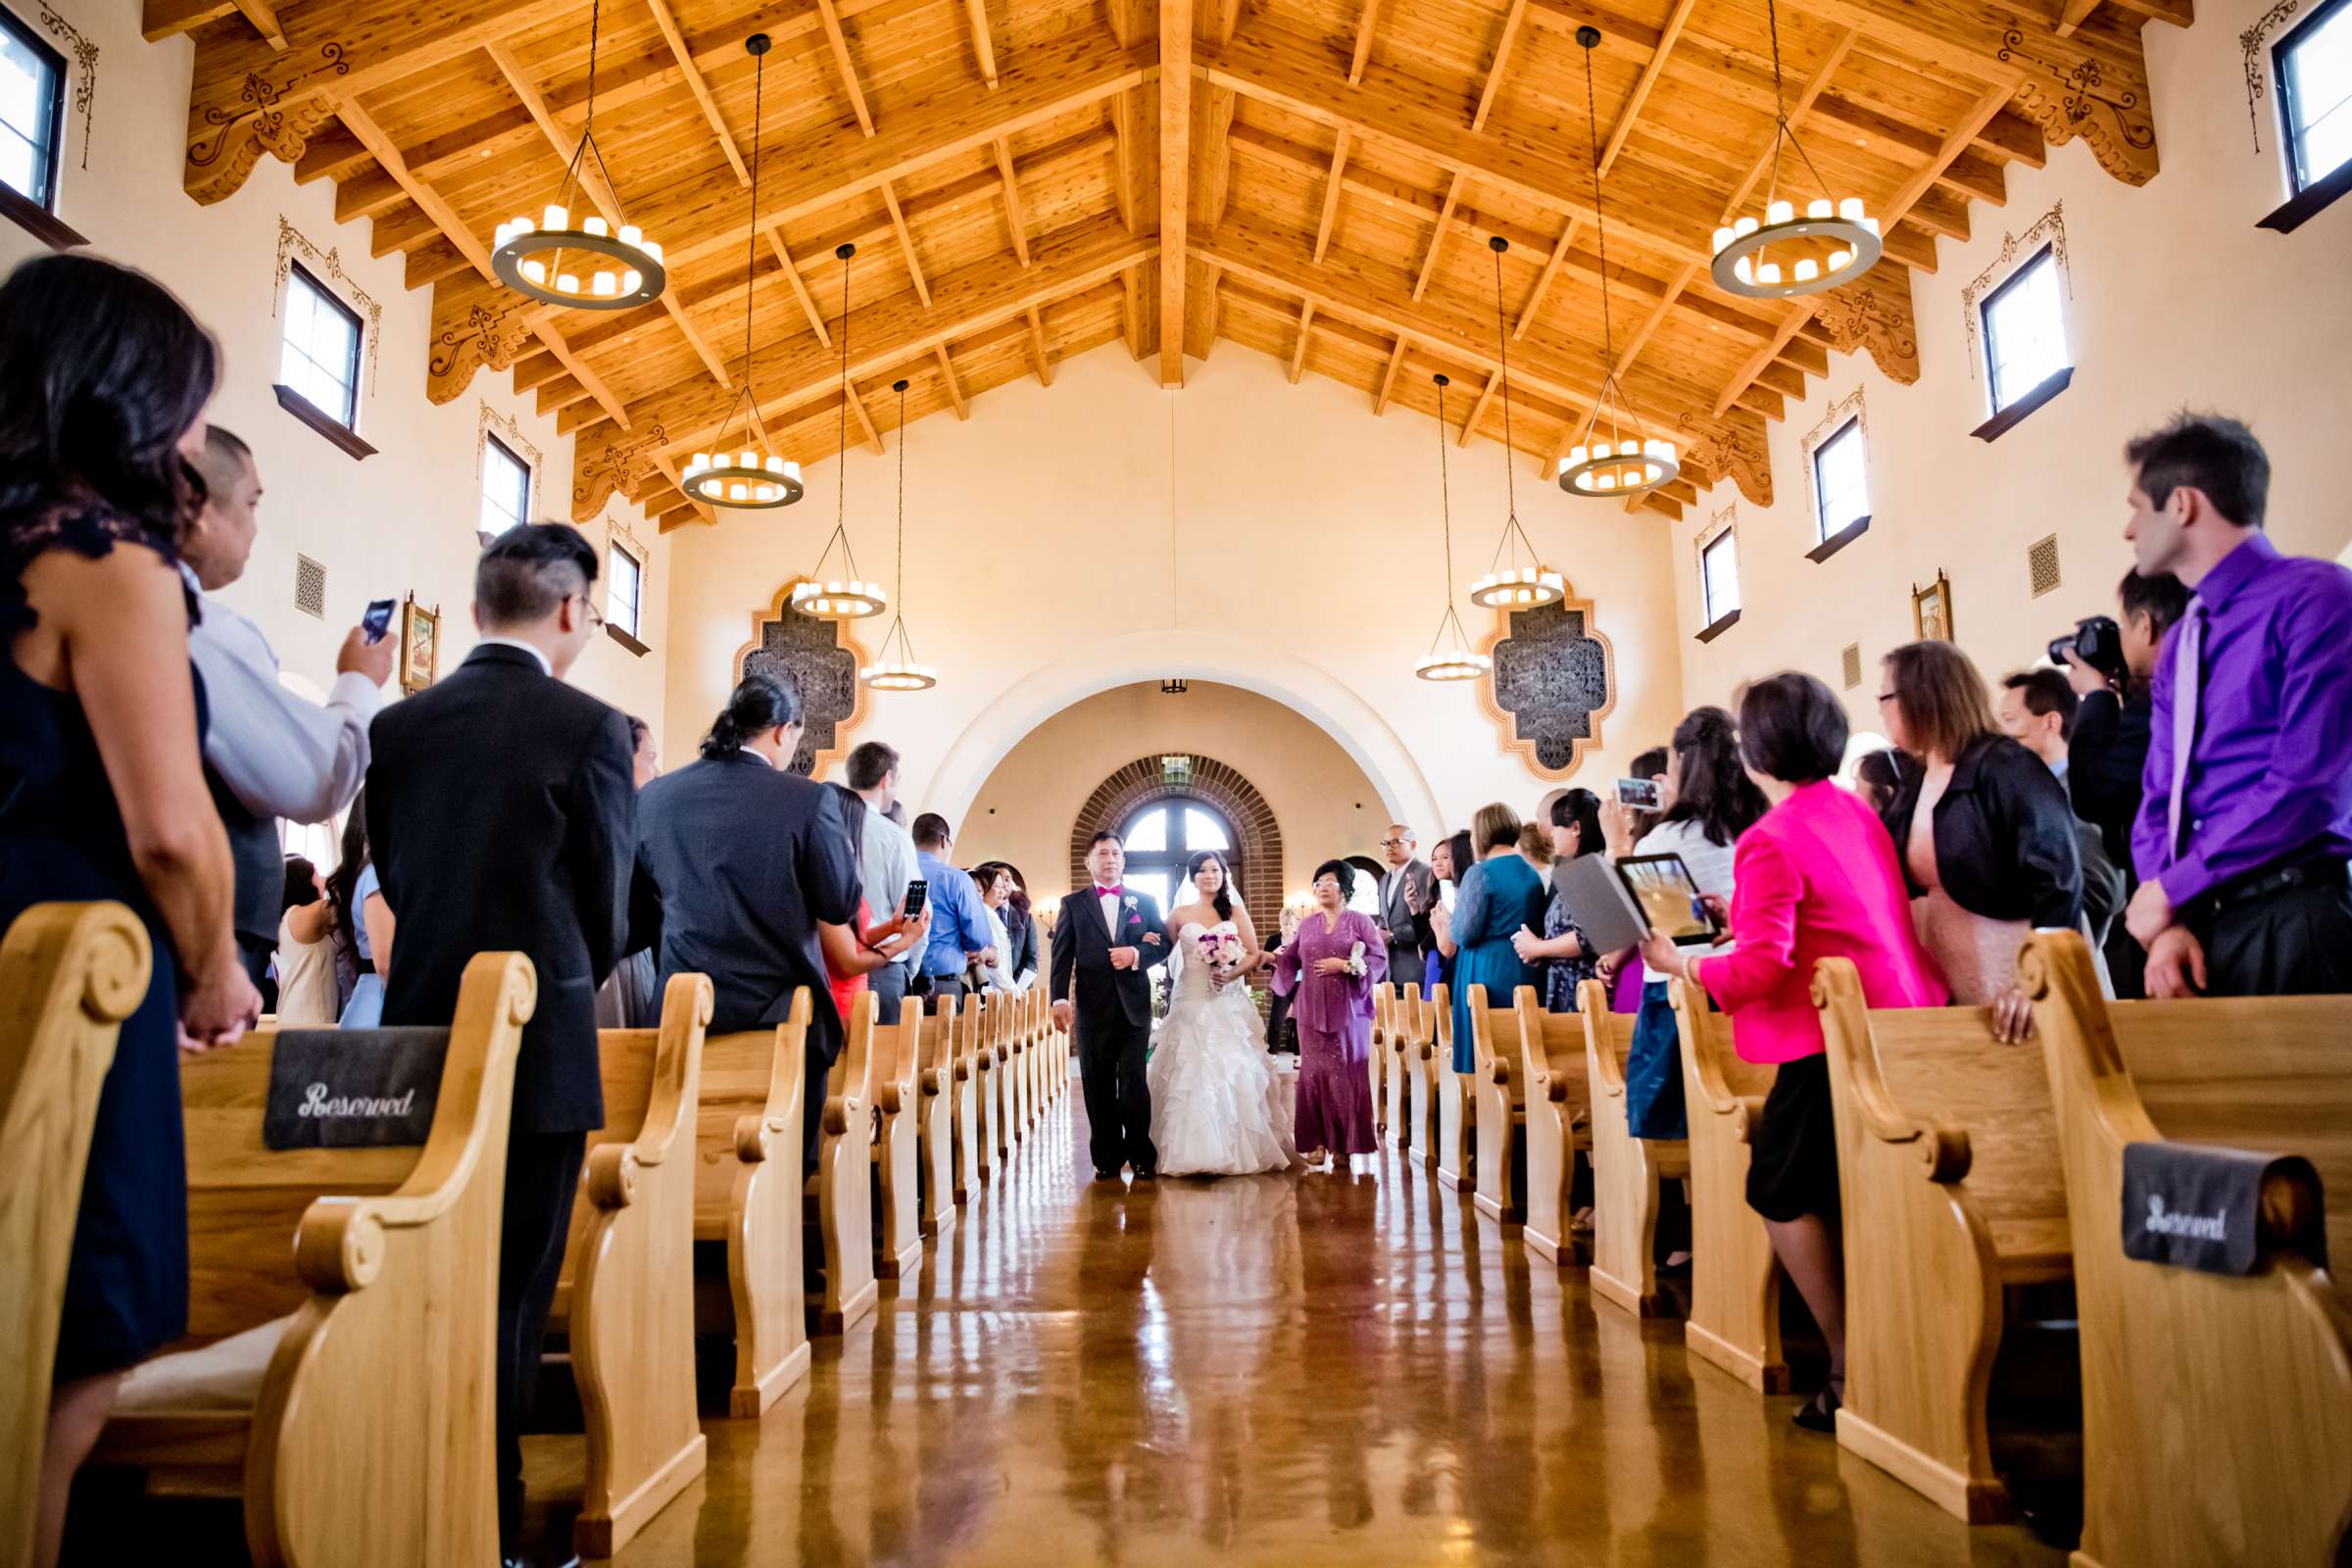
[1712,306,1812,417]
[1373,336,1408,413]
[1202,86,1240,229]
[880,182,932,307]
[934,345,970,416]
[143,0,234,42]
[1312,129,1351,263]
[1109,90,1140,233]
[1121,268,1145,358]
[1348,0,1381,84]
[996,138,1032,264]
[1412,173,1464,301]
[844,381,886,453]
[1215,0,1245,47]
[964,0,1002,86]
[1025,306,1055,385]
[1514,214,1580,338]
[813,0,877,135]
[765,228,834,347]
[1471,0,1529,134]
[1598,0,1697,176]
[1159,0,1195,385]
[642,0,751,184]
[1610,259,1698,378]
[1289,302,1315,382]
[231,0,287,51]
[1719,28,1860,220]
[1458,371,1499,446]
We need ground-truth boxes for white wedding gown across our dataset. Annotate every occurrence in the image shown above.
[1148,921,1298,1177]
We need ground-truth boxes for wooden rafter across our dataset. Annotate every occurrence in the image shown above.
[765,229,834,347]
[996,139,1032,265]
[1215,0,1245,47]
[1109,90,1140,233]
[1288,302,1314,382]
[1025,305,1055,385]
[1348,0,1381,84]
[232,0,287,50]
[1471,0,1529,134]
[1159,0,1195,385]
[1373,336,1407,413]
[1513,215,1580,339]
[1457,371,1498,446]
[1598,0,1696,177]
[813,0,878,136]
[1412,173,1464,301]
[1120,266,1144,357]
[934,344,970,416]
[1312,129,1350,263]
[844,380,886,452]
[964,0,1001,86]
[880,183,933,307]
[642,0,750,185]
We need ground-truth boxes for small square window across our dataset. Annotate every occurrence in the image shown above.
[280,265,364,430]
[1812,418,1869,543]
[479,435,531,540]
[1701,529,1740,623]
[607,541,642,638]
[0,10,64,212]
[2278,0,2352,195]
[1981,247,2070,415]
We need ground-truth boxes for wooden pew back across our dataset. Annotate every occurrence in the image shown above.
[870,1001,924,1279]
[1670,978,1787,1393]
[695,992,810,1417]
[811,989,879,1333]
[952,992,982,1202]
[1431,985,1474,1192]
[916,996,958,1237]
[1580,978,1689,1316]
[1369,984,1393,1138]
[1466,984,1527,1227]
[1384,983,1419,1152]
[1513,986,1587,1265]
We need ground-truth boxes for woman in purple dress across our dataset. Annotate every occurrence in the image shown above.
[1273,859,1388,1172]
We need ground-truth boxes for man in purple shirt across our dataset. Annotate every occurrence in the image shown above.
[2123,414,2352,999]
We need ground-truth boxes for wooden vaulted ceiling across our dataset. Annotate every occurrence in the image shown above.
[154,0,2182,530]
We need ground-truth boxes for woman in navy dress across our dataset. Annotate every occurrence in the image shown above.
[0,254,258,1566]
[1435,804,1547,1070]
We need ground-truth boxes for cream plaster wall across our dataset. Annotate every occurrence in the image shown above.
[662,346,1689,832]
[2,0,668,729]
[1668,0,2352,729]
[958,679,1392,901]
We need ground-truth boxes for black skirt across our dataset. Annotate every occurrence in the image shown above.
[1743,1053,1841,1224]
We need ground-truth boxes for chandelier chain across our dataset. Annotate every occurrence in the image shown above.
[895,379,906,612]
[584,0,603,132]
[835,247,850,549]
[1582,45,1615,360]
[741,46,764,371]
[1433,376,1457,656]
[1491,242,1517,530]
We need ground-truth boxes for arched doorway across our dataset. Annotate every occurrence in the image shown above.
[1113,797,1241,915]
[1069,756,1283,922]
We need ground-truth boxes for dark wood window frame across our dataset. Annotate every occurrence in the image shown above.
[272,382,376,460]
[1971,365,2075,442]
[279,262,367,436]
[1809,417,1870,555]
[477,432,533,541]
[605,538,647,654]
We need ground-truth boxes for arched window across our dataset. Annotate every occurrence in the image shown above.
[1116,798,1241,914]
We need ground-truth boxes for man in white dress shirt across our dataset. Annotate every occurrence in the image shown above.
[184,427,394,983]
[847,739,919,1022]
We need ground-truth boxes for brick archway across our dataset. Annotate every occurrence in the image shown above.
[1069,757,1284,922]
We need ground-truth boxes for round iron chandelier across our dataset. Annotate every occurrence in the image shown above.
[1465,235,1566,611]
[859,380,937,690]
[793,242,888,621]
[1417,373,1493,684]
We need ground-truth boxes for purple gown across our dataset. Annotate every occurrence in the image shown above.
[1273,908,1388,1154]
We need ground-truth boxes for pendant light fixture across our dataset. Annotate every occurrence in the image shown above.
[1416,373,1493,684]
[1559,26,1682,500]
[1706,0,1880,298]
[1467,234,1565,611]
[792,243,888,620]
[491,0,665,310]
[859,379,937,691]
[682,34,802,510]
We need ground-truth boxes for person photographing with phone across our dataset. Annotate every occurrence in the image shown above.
[182,426,395,988]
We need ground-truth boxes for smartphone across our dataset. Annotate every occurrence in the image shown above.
[362,598,397,644]
[901,880,928,921]
[1614,777,1662,810]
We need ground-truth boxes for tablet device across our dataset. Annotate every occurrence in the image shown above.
[1554,852,1722,954]
[1616,853,1720,948]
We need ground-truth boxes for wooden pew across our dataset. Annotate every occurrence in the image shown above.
[1579,978,1691,1317]
[696,993,811,1418]
[995,990,1021,1155]
[1516,985,1592,1266]
[1384,983,1418,1152]
[973,995,1003,1182]
[1407,985,1442,1169]
[1814,957,2072,1523]
[1368,983,1393,1143]
[1466,983,1527,1228]
[1432,986,1475,1193]
[916,995,959,1241]
[2,902,147,1565]
[869,998,923,1281]
[558,973,710,1559]
[1669,977,1788,1394]
[952,993,983,1203]
[91,952,531,1567]
[809,989,879,1334]
[2024,929,2352,1568]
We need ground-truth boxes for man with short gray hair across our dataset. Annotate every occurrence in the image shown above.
[1376,823,1436,991]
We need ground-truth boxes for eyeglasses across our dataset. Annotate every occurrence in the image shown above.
[1876,691,1897,705]
[577,594,606,635]
[1377,838,1410,850]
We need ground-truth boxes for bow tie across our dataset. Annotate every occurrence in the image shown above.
[1096,886,1125,900]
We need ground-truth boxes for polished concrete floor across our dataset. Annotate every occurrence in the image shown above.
[527,1082,2067,1568]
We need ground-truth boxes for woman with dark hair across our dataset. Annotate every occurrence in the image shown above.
[997,864,1040,992]
[332,786,394,1027]
[1625,745,1672,843]
[1880,640,2082,1041]
[1272,858,1386,1170]
[1513,789,1605,1011]
[1852,748,1910,816]
[1151,848,1296,1175]
[1435,804,1546,1071]
[0,252,260,1566]
[1638,672,1945,1432]
[972,862,1024,993]
[275,853,341,1026]
[818,783,928,1023]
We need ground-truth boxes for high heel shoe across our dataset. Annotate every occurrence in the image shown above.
[1791,1386,1841,1434]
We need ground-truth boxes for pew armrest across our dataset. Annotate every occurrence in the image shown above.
[585,1144,641,1209]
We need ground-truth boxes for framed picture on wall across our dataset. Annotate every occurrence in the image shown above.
[400,595,439,693]
[1911,571,1954,643]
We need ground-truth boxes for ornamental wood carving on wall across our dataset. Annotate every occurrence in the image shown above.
[1811,262,1921,386]
[731,582,868,778]
[1478,589,1616,781]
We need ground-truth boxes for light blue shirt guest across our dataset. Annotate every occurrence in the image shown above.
[915,849,994,979]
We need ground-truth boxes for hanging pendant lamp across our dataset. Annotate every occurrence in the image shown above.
[1706,0,1880,298]
[491,0,665,310]
[1467,234,1565,611]
[860,379,936,690]
[792,243,887,620]
[1416,373,1493,684]
[682,34,802,510]
[1559,26,1682,500]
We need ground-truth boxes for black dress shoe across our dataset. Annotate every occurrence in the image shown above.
[1094,1167,1123,1182]
[1131,1167,1156,1181]
[1791,1386,1840,1434]
[504,1556,582,1568]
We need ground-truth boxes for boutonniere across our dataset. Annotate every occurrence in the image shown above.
[1122,895,1138,912]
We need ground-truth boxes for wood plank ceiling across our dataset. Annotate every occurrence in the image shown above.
[156,0,2182,529]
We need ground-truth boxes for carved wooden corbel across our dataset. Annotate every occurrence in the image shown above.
[1811,262,1921,386]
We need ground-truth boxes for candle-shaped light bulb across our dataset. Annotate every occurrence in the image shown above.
[1807,199,1833,220]
[1838,198,1864,221]
[543,203,568,230]
[1767,200,1793,225]
[618,224,642,248]
[583,217,608,238]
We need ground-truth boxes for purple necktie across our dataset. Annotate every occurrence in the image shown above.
[2166,597,2206,863]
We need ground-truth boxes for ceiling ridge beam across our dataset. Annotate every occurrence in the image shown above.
[1160,0,1195,385]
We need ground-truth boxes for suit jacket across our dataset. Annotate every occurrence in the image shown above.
[630,751,860,1066]
[1049,885,1170,1030]
[1379,858,1437,977]
[368,644,634,1135]
[2068,688,2152,881]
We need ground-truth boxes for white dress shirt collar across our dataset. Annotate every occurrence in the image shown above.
[475,636,554,676]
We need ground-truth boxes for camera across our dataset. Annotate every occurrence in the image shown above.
[2049,614,2126,681]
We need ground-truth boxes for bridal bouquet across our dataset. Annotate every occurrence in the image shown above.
[1196,929,1247,984]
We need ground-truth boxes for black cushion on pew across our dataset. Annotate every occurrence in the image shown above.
[263,1028,449,1149]
[2121,1141,2327,1274]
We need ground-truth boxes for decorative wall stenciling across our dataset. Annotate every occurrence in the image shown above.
[1811,262,1921,385]
[1996,27,2160,186]
[1480,592,1616,779]
[2240,0,2306,152]
[1801,386,1870,530]
[34,1,94,169]
[478,400,542,511]
[1960,204,2070,377]
[733,581,867,777]
[274,218,382,394]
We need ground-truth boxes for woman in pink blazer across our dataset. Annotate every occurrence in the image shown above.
[1642,672,1947,1433]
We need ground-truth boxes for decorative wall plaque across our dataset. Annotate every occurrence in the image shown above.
[1479,589,1616,780]
[275,217,383,395]
[731,581,868,777]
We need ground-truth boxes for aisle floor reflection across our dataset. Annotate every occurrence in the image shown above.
[547,1087,2064,1568]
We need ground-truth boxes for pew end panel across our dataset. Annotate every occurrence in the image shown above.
[697,990,812,1419]
[1384,984,1418,1152]
[810,989,879,1336]
[1467,985,1529,1231]
[2024,931,2352,1568]
[1430,987,1474,1194]
[917,996,959,1241]
[972,997,1003,1185]
[1670,978,1788,1394]
[872,1004,925,1280]
[1580,979,1689,1318]
[952,995,982,1204]
[1369,984,1393,1139]
[0,902,149,1565]
[1514,986,1592,1267]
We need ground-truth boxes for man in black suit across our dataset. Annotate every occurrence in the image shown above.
[630,670,860,1168]
[1050,830,1171,1180]
[365,523,635,1568]
[1374,823,1438,990]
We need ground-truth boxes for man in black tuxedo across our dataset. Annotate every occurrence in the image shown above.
[365,523,634,1568]
[1050,830,1171,1179]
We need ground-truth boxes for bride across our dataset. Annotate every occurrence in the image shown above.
[1149,851,1299,1177]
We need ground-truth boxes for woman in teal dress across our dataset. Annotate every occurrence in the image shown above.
[1436,803,1548,1071]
